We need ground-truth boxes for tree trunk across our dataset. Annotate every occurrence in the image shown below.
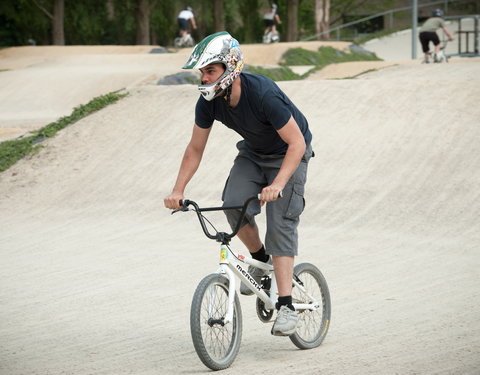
[214,0,225,32]
[315,0,330,40]
[106,0,115,21]
[136,0,150,45]
[286,0,299,42]
[239,0,258,43]
[52,0,65,45]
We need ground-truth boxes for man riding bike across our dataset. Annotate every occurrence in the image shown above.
[419,8,454,63]
[263,3,282,43]
[164,31,313,336]
[177,6,197,41]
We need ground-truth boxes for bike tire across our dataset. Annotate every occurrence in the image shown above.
[289,262,331,349]
[185,37,195,47]
[190,273,243,370]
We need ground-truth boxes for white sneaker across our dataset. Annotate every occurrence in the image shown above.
[434,53,444,63]
[271,306,299,336]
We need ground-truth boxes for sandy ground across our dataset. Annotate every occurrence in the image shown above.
[0,39,480,374]
[0,41,351,142]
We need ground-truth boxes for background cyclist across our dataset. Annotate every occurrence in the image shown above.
[177,6,197,40]
[419,8,454,63]
[263,3,282,41]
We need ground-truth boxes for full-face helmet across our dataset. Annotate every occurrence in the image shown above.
[432,8,444,18]
[183,31,244,101]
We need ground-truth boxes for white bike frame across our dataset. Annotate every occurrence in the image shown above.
[216,243,321,325]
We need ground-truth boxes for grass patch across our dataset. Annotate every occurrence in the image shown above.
[247,45,382,82]
[282,46,381,70]
[246,65,302,81]
[0,90,127,172]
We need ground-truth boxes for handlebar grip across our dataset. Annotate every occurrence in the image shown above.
[257,191,283,200]
[171,199,191,214]
[179,199,193,207]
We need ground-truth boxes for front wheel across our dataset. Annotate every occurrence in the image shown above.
[174,37,182,48]
[190,273,243,371]
[290,263,331,349]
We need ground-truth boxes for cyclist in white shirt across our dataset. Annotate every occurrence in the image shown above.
[177,6,197,39]
[263,3,282,39]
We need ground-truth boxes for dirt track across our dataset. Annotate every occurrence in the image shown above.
[0,42,479,374]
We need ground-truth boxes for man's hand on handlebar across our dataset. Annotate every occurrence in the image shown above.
[164,191,184,210]
[259,184,283,206]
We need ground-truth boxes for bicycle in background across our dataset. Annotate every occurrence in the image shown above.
[422,39,450,64]
[174,33,195,48]
[263,30,280,44]
[172,195,331,370]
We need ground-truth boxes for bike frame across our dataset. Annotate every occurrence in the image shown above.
[217,243,321,325]
[176,196,321,326]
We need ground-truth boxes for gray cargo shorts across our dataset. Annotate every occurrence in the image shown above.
[222,141,313,257]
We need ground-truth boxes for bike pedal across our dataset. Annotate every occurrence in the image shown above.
[270,326,295,337]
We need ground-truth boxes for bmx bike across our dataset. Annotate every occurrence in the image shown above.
[422,39,450,64]
[174,33,195,48]
[263,30,280,43]
[172,195,331,370]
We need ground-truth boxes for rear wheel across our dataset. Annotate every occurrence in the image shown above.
[190,274,242,370]
[289,263,331,349]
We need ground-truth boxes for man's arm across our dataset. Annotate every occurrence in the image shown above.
[260,115,306,204]
[164,124,211,209]
[442,26,454,40]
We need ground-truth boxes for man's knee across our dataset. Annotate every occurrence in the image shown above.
[224,208,254,231]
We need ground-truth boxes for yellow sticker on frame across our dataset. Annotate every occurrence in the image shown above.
[220,248,228,262]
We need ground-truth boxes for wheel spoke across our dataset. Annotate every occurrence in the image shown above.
[191,275,242,370]
[290,264,331,349]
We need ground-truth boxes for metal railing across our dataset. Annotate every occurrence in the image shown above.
[452,14,480,55]
[301,0,474,42]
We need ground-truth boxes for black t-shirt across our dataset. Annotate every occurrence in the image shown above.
[195,73,312,155]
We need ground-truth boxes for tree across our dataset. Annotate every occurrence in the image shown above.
[136,0,149,44]
[238,0,261,43]
[286,0,299,42]
[135,0,159,45]
[106,0,115,21]
[315,0,330,40]
[214,0,225,32]
[32,0,65,45]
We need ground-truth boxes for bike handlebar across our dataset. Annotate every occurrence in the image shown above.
[172,195,261,243]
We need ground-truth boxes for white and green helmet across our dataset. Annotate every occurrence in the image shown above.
[183,31,244,101]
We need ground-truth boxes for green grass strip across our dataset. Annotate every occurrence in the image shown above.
[246,46,382,82]
[0,90,128,172]
[282,46,381,70]
[246,65,302,81]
